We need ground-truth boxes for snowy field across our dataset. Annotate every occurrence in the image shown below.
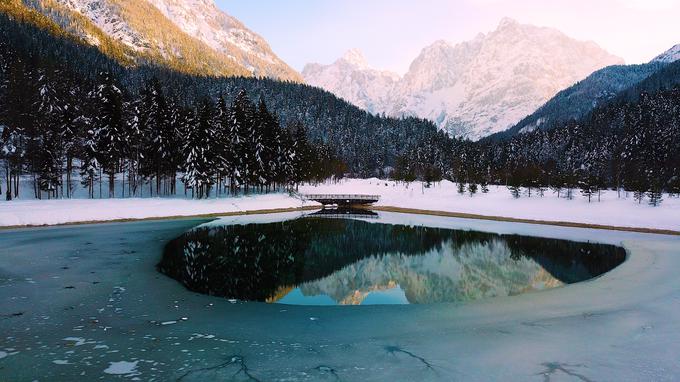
[0,212,679,381]
[1,178,679,231]
[302,179,680,232]
[0,193,316,227]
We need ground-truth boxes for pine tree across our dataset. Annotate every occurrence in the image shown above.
[213,95,232,195]
[256,98,277,190]
[229,90,256,192]
[2,55,38,200]
[182,99,215,198]
[139,78,176,196]
[468,182,478,196]
[289,121,312,188]
[79,124,100,199]
[578,168,597,203]
[34,67,66,199]
[248,99,267,190]
[93,72,127,198]
[59,74,88,199]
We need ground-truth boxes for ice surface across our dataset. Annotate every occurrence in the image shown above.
[0,212,679,380]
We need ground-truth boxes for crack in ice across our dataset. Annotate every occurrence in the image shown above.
[384,345,436,370]
[177,355,260,382]
[313,365,340,380]
[538,362,593,382]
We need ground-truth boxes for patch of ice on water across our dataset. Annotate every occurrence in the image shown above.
[63,337,95,346]
[104,360,138,375]
[0,351,7,359]
[53,360,70,365]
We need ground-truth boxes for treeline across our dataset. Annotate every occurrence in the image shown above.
[1,8,679,206]
[0,9,451,178]
[394,86,680,206]
[0,56,344,200]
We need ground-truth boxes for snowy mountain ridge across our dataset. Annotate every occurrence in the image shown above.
[302,49,400,113]
[144,0,299,78]
[652,44,680,63]
[303,18,623,140]
[57,0,148,51]
[39,0,302,81]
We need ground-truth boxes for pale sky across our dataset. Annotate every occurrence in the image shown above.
[217,0,680,75]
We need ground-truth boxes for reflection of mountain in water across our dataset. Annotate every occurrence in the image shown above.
[298,239,564,304]
[158,218,626,304]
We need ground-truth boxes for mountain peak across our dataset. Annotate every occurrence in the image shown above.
[652,44,680,63]
[497,17,520,30]
[303,20,621,140]
[340,48,369,68]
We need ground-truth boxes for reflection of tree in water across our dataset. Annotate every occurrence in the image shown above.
[158,219,626,303]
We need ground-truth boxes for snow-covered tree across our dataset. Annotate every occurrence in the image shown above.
[182,99,216,198]
[93,72,127,198]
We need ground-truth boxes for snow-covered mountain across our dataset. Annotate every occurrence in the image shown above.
[303,18,623,140]
[144,0,300,80]
[30,0,302,81]
[652,44,680,63]
[302,49,400,113]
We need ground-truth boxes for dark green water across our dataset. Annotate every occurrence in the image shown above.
[158,216,626,305]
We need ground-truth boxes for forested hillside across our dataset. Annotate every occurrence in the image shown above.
[427,86,680,206]
[493,54,680,141]
[0,7,453,200]
[490,63,664,139]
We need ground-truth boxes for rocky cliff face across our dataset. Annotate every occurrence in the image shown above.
[32,0,301,81]
[303,18,622,140]
[302,49,400,113]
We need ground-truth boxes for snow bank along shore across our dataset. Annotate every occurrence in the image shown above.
[1,178,678,232]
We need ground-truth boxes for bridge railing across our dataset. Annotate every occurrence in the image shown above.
[301,194,381,201]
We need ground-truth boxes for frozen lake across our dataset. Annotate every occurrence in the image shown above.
[1,211,679,381]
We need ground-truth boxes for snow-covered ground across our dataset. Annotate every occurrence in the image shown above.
[301,179,680,231]
[1,178,679,231]
[0,193,315,227]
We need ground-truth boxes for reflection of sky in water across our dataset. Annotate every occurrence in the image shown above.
[361,286,408,305]
[277,289,336,306]
[278,285,408,306]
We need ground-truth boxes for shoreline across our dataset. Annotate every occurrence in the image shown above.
[0,206,320,230]
[2,203,678,236]
[366,205,680,236]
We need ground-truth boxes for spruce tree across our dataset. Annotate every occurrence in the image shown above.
[182,99,215,198]
[93,72,127,198]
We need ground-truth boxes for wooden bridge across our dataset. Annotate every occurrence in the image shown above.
[302,194,380,206]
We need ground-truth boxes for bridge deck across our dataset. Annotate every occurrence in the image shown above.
[302,194,380,206]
